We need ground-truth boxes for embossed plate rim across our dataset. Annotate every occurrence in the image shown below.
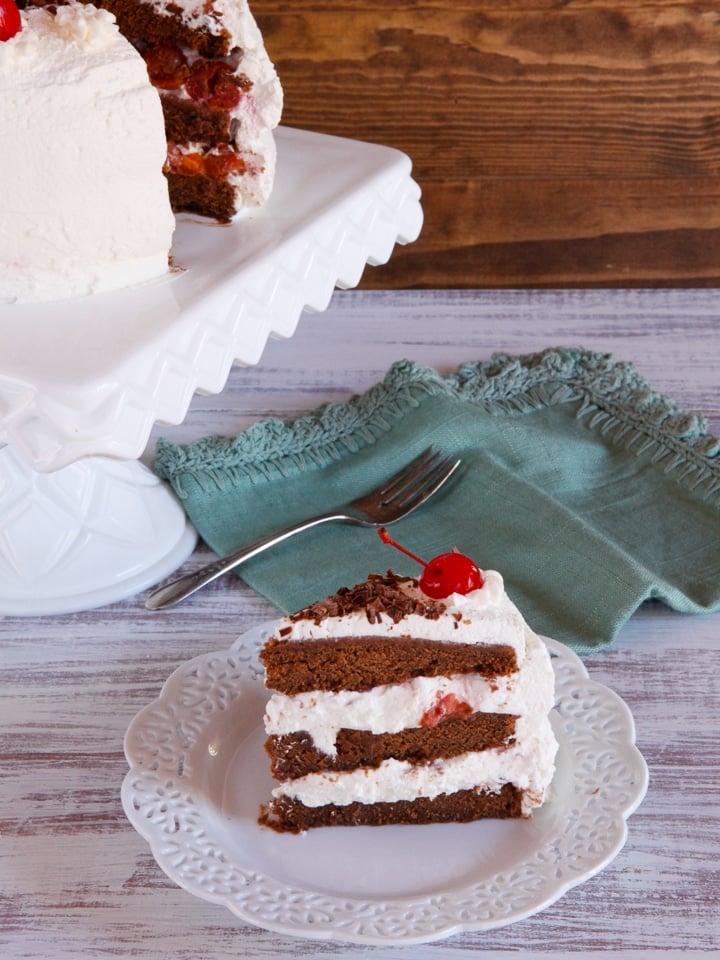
[121,622,649,944]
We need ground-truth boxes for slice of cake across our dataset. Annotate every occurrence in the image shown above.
[258,540,558,833]
[26,0,283,221]
[0,1,175,302]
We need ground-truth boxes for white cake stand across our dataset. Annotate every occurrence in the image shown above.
[0,127,423,615]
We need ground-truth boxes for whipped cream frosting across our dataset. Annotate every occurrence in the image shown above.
[272,715,559,816]
[276,571,528,659]
[0,3,175,303]
[265,627,554,755]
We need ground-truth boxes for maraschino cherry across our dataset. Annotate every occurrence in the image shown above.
[0,0,22,42]
[378,527,484,599]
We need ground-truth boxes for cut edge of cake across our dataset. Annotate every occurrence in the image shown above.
[22,0,283,222]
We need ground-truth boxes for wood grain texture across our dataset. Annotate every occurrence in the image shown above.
[253,1,720,286]
[2,289,719,958]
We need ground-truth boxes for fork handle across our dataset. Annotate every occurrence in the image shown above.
[145,512,344,610]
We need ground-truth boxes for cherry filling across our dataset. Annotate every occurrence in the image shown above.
[142,44,251,110]
[420,693,474,728]
[185,61,243,110]
[141,43,187,90]
[165,142,247,181]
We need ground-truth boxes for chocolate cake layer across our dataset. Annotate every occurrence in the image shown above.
[259,784,526,833]
[166,172,235,221]
[26,0,230,55]
[266,712,518,779]
[162,98,235,147]
[261,636,518,695]
[81,0,233,56]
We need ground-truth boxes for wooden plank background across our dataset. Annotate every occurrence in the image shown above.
[253,1,720,287]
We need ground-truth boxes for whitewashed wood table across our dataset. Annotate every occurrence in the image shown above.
[2,288,719,958]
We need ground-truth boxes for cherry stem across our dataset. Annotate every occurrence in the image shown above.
[378,527,427,568]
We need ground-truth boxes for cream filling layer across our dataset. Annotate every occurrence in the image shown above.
[265,630,554,756]
[272,715,559,816]
[276,571,527,659]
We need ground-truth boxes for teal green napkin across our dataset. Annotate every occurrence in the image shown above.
[154,348,720,654]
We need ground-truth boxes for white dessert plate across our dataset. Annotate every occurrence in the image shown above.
[122,624,648,945]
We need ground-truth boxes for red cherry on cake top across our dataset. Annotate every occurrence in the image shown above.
[0,0,22,41]
[419,549,485,599]
[378,528,484,599]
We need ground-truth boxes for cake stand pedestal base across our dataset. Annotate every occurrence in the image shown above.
[0,447,196,616]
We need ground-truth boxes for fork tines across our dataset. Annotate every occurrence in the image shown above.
[380,447,460,510]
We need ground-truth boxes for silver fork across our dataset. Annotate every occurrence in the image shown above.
[145,447,460,610]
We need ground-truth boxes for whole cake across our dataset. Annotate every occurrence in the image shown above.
[25,0,283,221]
[259,536,558,833]
[1,0,282,302]
[0,0,176,302]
